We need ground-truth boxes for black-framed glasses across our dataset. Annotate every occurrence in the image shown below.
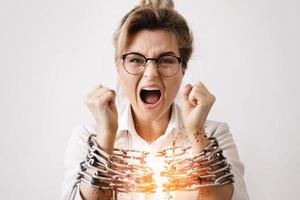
[122,52,182,77]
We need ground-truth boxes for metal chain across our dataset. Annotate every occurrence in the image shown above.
[68,134,234,199]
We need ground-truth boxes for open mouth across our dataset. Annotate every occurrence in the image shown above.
[140,88,161,105]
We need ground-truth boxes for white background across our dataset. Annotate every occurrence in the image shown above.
[0,0,299,199]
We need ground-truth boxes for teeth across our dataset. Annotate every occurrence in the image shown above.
[142,87,160,91]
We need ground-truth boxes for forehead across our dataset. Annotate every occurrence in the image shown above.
[124,29,179,56]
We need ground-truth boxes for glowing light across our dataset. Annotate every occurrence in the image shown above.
[145,151,167,199]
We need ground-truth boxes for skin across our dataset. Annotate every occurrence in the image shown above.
[117,29,184,143]
[81,29,233,200]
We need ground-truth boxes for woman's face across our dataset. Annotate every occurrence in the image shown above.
[117,29,185,122]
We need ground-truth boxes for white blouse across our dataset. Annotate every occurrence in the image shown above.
[61,103,249,200]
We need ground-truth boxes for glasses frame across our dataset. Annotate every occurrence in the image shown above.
[121,52,182,77]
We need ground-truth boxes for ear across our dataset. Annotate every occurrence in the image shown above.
[182,67,186,76]
[116,58,122,72]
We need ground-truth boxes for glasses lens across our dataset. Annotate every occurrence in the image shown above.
[157,56,180,76]
[123,54,145,75]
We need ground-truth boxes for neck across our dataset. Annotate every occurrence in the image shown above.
[132,106,172,144]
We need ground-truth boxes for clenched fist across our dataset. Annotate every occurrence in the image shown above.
[182,81,216,153]
[84,84,118,154]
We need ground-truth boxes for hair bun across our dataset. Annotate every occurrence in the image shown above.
[139,0,174,9]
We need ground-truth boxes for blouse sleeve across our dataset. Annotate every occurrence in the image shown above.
[211,122,250,200]
[61,125,91,200]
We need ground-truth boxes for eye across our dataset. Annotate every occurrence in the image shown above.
[158,56,177,65]
[129,58,144,64]
[125,54,145,65]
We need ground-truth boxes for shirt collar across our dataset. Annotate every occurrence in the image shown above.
[117,103,132,132]
[117,103,184,137]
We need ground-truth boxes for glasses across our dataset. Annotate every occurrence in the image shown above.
[122,52,182,77]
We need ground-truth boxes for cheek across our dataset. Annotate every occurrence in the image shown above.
[164,77,182,101]
[118,73,139,100]
[117,62,138,100]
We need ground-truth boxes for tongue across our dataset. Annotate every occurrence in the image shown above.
[142,91,160,104]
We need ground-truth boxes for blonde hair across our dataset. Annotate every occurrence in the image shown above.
[113,0,193,68]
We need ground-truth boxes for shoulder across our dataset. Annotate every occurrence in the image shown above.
[204,120,239,156]
[72,123,97,136]
[68,123,97,147]
[204,119,230,137]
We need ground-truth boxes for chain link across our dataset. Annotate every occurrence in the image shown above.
[68,134,234,199]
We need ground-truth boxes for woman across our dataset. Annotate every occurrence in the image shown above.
[62,0,249,199]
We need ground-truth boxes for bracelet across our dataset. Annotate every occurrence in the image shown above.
[69,133,234,199]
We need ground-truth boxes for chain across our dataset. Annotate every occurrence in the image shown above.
[69,134,234,199]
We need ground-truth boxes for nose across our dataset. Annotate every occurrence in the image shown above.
[143,60,159,78]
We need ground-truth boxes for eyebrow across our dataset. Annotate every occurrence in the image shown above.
[125,51,177,57]
[158,51,177,57]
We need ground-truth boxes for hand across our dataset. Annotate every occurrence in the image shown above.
[182,81,216,153]
[182,81,215,130]
[84,84,118,154]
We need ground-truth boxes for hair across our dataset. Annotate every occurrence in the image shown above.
[113,0,193,69]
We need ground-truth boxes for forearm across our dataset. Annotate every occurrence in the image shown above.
[186,127,234,200]
[79,130,116,200]
[79,182,113,200]
[95,128,117,155]
[198,184,233,200]
[185,126,209,155]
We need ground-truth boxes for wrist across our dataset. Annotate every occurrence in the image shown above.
[95,128,117,155]
[184,126,209,154]
[184,126,205,133]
